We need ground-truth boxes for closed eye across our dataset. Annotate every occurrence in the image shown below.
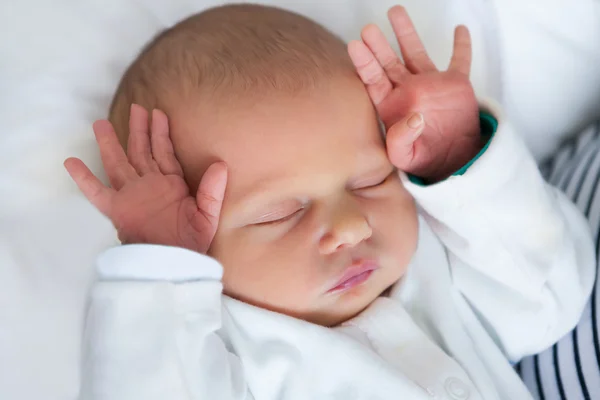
[253,208,304,226]
[355,171,394,190]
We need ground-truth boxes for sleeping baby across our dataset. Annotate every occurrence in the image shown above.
[65,4,596,399]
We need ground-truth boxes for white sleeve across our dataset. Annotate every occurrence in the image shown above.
[402,103,597,361]
[80,245,250,400]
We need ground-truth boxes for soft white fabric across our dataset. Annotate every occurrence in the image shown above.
[491,0,600,160]
[82,105,596,400]
[0,198,117,400]
[2,1,600,400]
[96,245,223,282]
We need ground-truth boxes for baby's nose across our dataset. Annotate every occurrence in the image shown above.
[318,203,372,254]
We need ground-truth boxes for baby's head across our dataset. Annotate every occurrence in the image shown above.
[109,4,418,326]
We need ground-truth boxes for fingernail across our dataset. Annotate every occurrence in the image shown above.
[407,113,424,129]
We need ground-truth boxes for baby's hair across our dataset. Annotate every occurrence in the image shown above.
[109,3,355,148]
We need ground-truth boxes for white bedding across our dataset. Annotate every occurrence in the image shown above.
[1,1,599,399]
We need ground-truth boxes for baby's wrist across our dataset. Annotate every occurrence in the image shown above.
[423,141,484,184]
[410,112,496,185]
[423,137,483,184]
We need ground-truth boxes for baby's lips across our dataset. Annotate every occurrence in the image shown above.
[326,260,379,294]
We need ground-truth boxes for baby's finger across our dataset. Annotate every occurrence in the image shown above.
[360,24,408,84]
[94,120,138,190]
[387,6,437,74]
[150,109,184,177]
[64,157,114,216]
[449,25,472,76]
[196,162,228,238]
[348,40,393,106]
[386,113,425,170]
[128,104,159,174]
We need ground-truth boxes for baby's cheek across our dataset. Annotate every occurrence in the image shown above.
[224,260,319,320]
[372,194,418,263]
[217,231,320,313]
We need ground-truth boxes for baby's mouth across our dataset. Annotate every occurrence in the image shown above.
[326,260,379,294]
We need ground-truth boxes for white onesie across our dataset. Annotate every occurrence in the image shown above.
[80,105,596,400]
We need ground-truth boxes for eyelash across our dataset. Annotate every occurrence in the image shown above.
[253,173,393,227]
[254,208,303,226]
[357,172,392,190]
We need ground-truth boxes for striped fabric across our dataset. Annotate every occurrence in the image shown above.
[519,121,600,399]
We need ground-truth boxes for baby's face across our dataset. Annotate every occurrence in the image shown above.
[174,76,418,326]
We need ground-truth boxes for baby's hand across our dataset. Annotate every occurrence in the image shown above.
[64,104,227,253]
[349,6,482,182]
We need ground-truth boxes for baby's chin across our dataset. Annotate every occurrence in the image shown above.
[223,262,405,327]
[308,279,396,327]
[225,284,384,327]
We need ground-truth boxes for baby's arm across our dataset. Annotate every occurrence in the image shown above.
[403,103,596,361]
[80,246,250,400]
[66,108,249,399]
[350,7,595,362]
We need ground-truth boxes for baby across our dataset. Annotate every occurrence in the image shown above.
[65,4,596,400]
